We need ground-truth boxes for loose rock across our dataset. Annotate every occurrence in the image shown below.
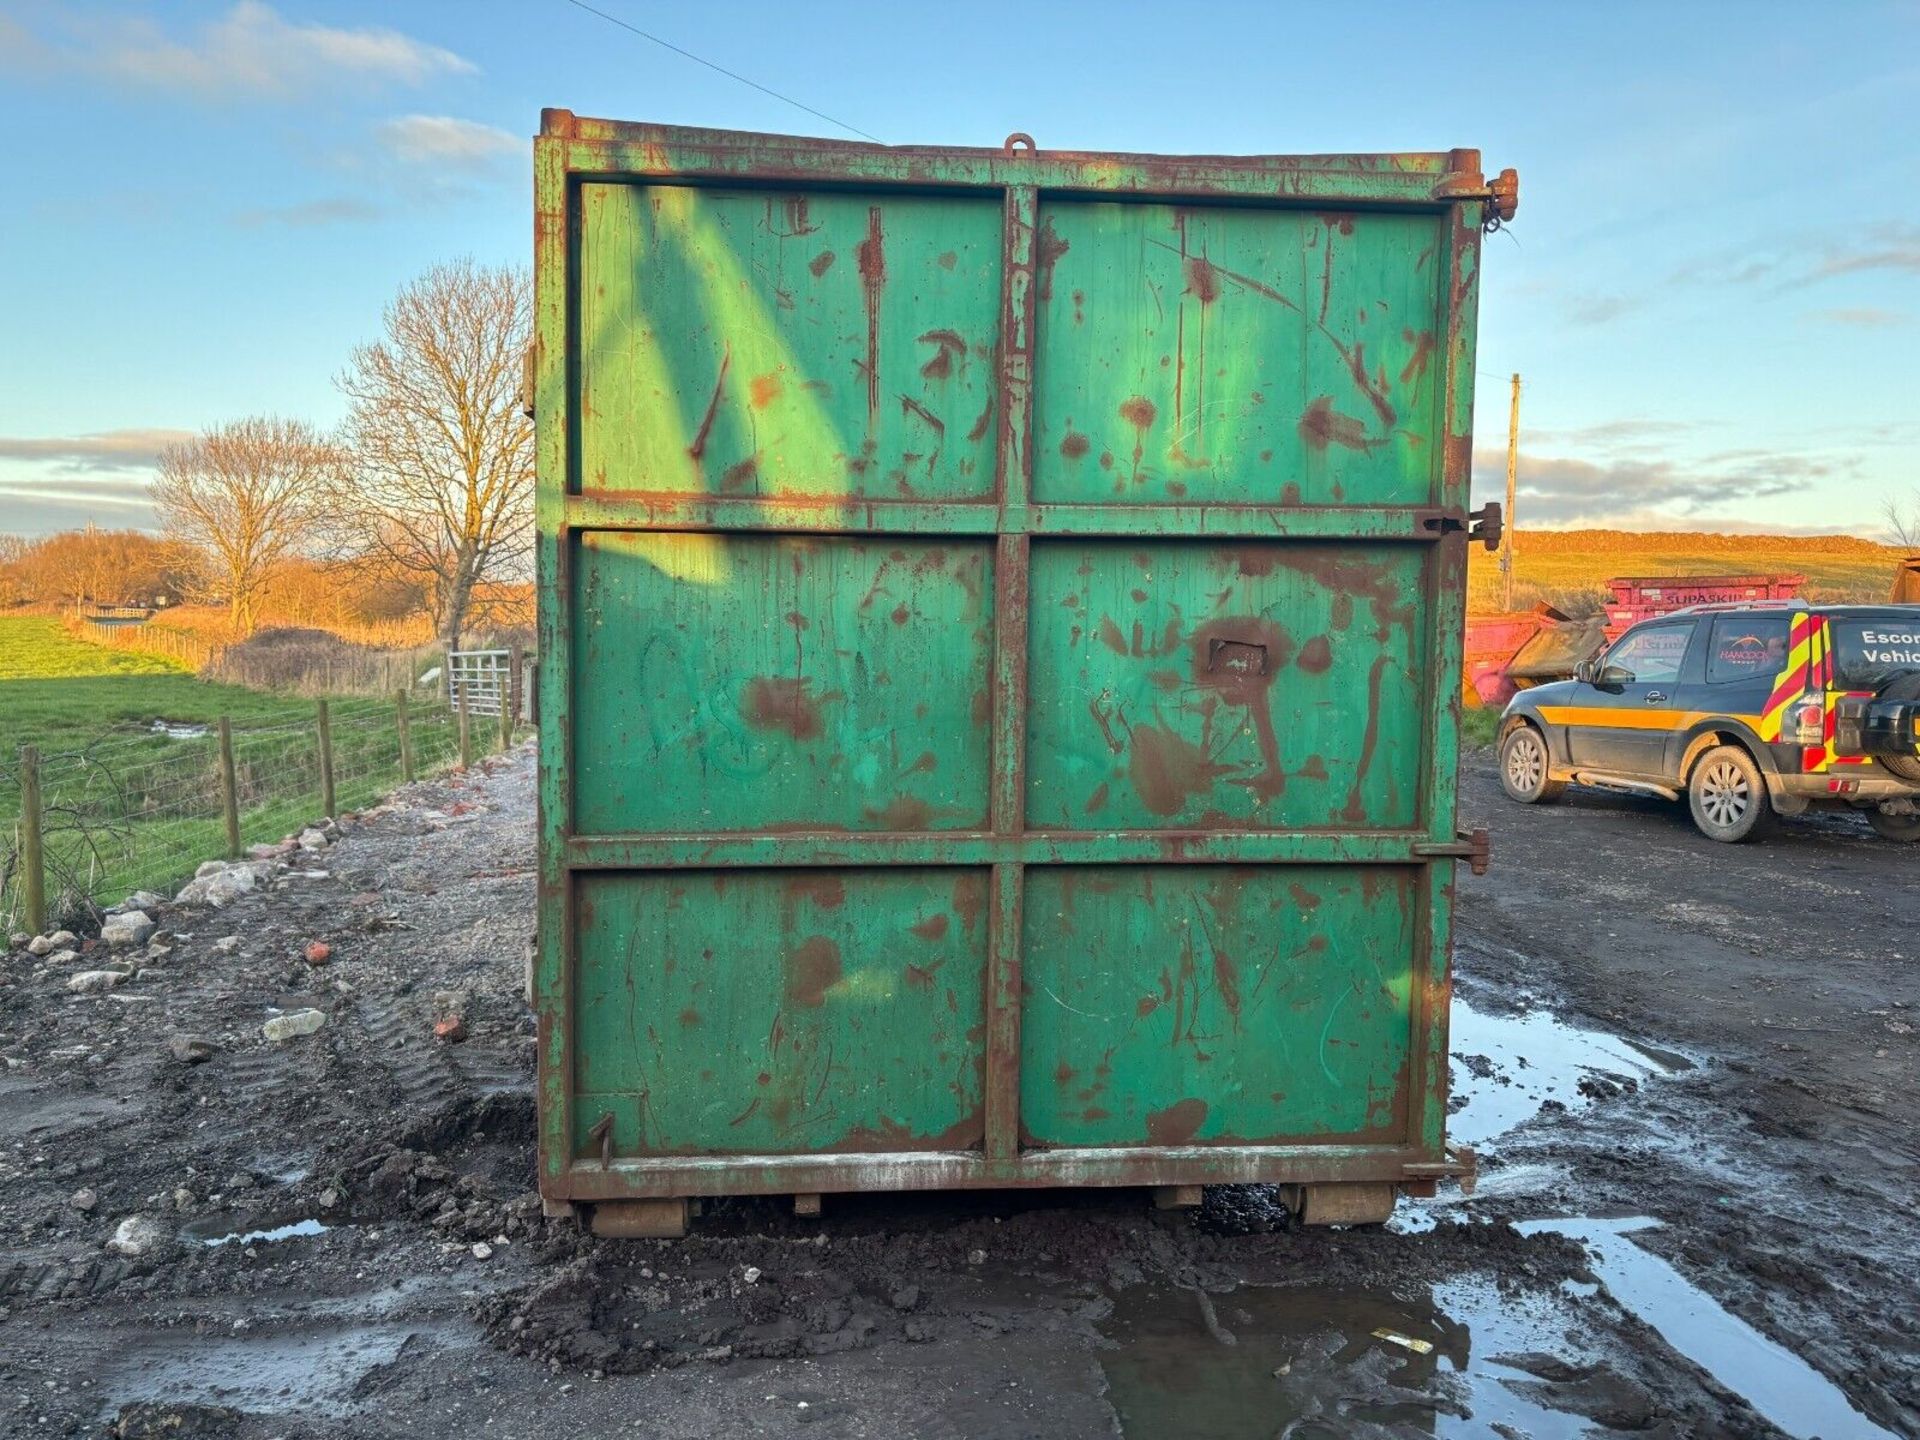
[434,1015,468,1043]
[169,1034,217,1064]
[298,827,330,851]
[107,1214,166,1257]
[102,911,156,948]
[69,969,129,994]
[263,1008,327,1042]
[304,940,333,966]
[212,936,240,955]
[70,1187,98,1212]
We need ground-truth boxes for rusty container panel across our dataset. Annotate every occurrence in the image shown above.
[536,112,1513,1212]
[1020,866,1416,1148]
[1031,203,1445,507]
[571,534,994,833]
[577,185,1003,500]
[1026,542,1429,830]
[575,869,989,1156]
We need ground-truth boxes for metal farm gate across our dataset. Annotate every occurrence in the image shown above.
[533,112,1514,1232]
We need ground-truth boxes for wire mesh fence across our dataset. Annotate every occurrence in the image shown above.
[0,695,505,933]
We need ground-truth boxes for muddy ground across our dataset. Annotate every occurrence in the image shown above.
[0,745,1913,1439]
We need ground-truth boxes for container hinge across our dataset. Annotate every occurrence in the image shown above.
[1469,501,1503,552]
[1419,504,1500,550]
[1413,826,1491,875]
[518,346,536,420]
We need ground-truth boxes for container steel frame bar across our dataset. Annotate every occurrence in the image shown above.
[534,111,1503,1206]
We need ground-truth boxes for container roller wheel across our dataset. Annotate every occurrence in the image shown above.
[589,1198,690,1239]
[1287,1182,1397,1227]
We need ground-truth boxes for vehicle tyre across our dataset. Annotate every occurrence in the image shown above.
[1865,806,1920,843]
[1499,724,1564,804]
[1688,745,1775,843]
[1872,672,1920,783]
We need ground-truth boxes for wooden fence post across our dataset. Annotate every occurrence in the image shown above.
[217,718,241,859]
[316,699,336,818]
[498,654,515,751]
[396,690,415,783]
[18,745,46,935]
[457,685,472,770]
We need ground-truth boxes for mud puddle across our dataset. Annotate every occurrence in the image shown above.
[1517,1217,1897,1440]
[1098,1275,1635,1438]
[1447,991,1688,1150]
[194,1218,329,1247]
[92,1317,459,1417]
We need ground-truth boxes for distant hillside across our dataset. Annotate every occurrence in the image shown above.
[1467,530,1910,615]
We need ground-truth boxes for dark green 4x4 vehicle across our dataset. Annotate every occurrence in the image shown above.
[1496,603,1920,842]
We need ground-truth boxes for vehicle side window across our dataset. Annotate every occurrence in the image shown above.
[1603,623,1692,684]
[1707,614,1791,684]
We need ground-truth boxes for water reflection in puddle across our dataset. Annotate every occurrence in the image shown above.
[1447,994,1686,1149]
[1517,1217,1896,1440]
[1099,1278,1599,1438]
[199,1218,328,1248]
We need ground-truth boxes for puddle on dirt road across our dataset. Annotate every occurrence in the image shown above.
[1446,993,1688,1150]
[1517,1217,1896,1440]
[197,1218,328,1248]
[93,1319,455,1419]
[1099,1277,1622,1438]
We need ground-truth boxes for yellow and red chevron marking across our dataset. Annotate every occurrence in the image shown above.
[1757,612,1816,742]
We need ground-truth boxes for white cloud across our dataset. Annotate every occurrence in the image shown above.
[0,430,194,472]
[1470,445,1860,531]
[375,115,522,172]
[5,2,473,99]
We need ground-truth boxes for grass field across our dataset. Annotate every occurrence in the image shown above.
[0,616,319,762]
[1467,530,1908,614]
[0,613,468,922]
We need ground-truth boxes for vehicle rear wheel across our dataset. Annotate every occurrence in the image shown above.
[1499,724,1564,804]
[1865,806,1920,842]
[1688,745,1775,843]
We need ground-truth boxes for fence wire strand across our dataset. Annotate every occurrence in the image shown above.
[1,699,507,931]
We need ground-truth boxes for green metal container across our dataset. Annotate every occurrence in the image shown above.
[533,110,1516,1234]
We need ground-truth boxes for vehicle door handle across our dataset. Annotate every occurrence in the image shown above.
[1644,691,1668,703]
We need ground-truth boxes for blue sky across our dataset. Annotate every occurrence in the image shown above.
[2,0,1917,538]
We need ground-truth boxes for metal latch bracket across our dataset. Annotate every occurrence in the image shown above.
[1413,826,1491,875]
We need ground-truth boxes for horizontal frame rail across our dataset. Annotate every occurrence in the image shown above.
[566,494,1472,540]
[557,1143,1447,1200]
[566,831,1445,869]
[544,114,1502,212]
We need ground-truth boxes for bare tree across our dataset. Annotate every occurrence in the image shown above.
[332,259,533,649]
[152,418,336,635]
[9,528,194,609]
[1885,493,1920,549]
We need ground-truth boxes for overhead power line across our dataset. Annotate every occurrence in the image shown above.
[558,0,884,144]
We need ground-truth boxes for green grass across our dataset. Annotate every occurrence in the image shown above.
[0,614,475,922]
[0,615,319,762]
[0,615,189,681]
[1461,707,1501,749]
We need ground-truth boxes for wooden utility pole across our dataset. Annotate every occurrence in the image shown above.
[1501,372,1521,611]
